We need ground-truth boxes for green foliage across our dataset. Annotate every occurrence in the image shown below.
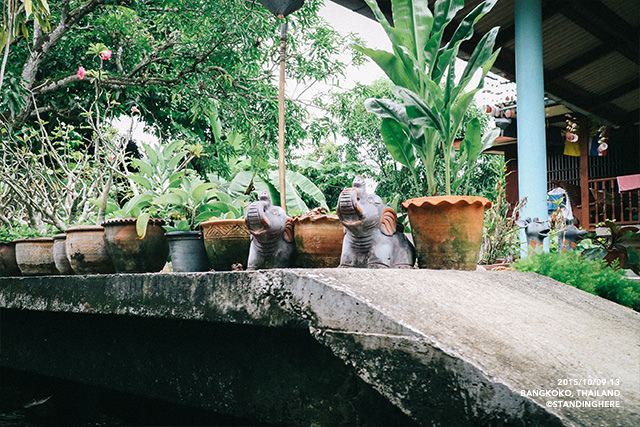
[480,172,522,264]
[152,176,248,232]
[0,224,55,241]
[356,0,501,196]
[513,251,640,311]
[3,0,359,187]
[226,166,328,216]
[292,142,372,210]
[104,140,197,237]
[582,221,640,275]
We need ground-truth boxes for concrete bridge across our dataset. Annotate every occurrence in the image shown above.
[0,270,638,426]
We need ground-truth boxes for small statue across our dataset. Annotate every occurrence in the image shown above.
[515,217,550,250]
[245,191,295,269]
[558,220,586,252]
[337,176,415,268]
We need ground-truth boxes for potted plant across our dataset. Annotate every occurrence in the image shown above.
[197,191,250,272]
[11,226,58,276]
[292,207,344,268]
[0,226,23,276]
[356,0,501,270]
[152,176,248,272]
[582,220,640,275]
[101,140,198,273]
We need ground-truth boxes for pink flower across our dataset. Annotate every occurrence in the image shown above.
[77,66,86,80]
[565,132,578,143]
[131,106,141,114]
[100,49,112,60]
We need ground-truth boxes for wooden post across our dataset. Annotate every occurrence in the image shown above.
[578,116,590,228]
[278,19,288,212]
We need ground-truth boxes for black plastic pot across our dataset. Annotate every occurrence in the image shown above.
[166,231,210,272]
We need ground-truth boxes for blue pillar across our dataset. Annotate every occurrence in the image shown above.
[514,0,548,254]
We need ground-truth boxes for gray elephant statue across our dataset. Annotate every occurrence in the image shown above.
[515,217,550,250]
[337,176,415,268]
[245,191,295,270]
[558,220,586,252]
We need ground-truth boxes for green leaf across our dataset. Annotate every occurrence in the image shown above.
[459,26,499,87]
[141,142,158,165]
[127,175,153,190]
[391,0,433,61]
[136,212,150,238]
[352,45,418,91]
[394,87,445,134]
[130,159,154,177]
[380,118,416,169]
[192,182,216,203]
[153,193,184,206]
[25,0,34,17]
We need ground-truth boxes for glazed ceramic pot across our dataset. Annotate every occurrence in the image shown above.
[402,196,492,270]
[65,225,115,274]
[15,237,58,276]
[166,231,210,272]
[292,208,343,268]
[0,241,22,276]
[199,219,250,271]
[52,233,74,275]
[102,218,169,273]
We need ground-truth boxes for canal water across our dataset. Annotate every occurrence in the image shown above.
[0,368,259,426]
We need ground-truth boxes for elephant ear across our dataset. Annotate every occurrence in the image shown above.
[284,217,295,243]
[381,207,398,236]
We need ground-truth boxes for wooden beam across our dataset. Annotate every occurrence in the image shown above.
[578,115,590,229]
[584,77,640,109]
[559,1,639,65]
[544,44,611,83]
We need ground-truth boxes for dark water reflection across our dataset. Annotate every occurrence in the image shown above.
[0,368,259,426]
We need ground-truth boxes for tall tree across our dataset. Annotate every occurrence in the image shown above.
[1,0,360,172]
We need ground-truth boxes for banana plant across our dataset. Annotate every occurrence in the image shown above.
[355,0,501,196]
[226,169,328,216]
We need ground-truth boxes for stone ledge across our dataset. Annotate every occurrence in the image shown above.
[1,269,638,426]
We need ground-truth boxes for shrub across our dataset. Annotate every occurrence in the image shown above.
[513,251,640,311]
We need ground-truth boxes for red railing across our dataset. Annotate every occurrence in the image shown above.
[588,177,640,227]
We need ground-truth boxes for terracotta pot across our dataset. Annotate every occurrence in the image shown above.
[402,196,491,270]
[65,225,115,274]
[102,218,169,273]
[15,237,58,276]
[200,219,250,271]
[292,209,344,268]
[166,231,210,272]
[0,241,22,277]
[52,233,74,275]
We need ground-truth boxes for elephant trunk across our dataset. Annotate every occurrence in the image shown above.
[337,188,363,225]
[246,201,269,236]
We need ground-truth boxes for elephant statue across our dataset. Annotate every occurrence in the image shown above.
[245,191,295,270]
[337,176,415,268]
[515,217,550,250]
[558,220,587,252]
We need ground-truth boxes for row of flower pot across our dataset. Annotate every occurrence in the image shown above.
[1,193,491,276]
[0,211,345,277]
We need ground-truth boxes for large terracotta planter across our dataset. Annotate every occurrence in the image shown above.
[15,237,58,276]
[53,233,74,275]
[200,219,250,271]
[292,209,343,268]
[102,218,169,273]
[402,196,491,270]
[166,231,210,272]
[0,241,21,276]
[65,225,115,274]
